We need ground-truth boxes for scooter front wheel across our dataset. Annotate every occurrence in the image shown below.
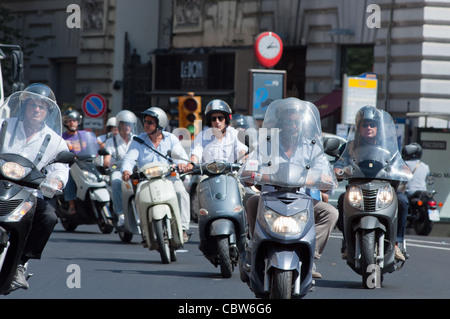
[361,229,382,289]
[217,235,233,278]
[154,219,171,264]
[270,269,293,299]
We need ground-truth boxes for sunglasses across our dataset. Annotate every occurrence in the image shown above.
[211,115,225,122]
[144,120,155,125]
[361,122,378,128]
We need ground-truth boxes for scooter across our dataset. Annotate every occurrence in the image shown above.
[238,98,338,299]
[55,132,114,234]
[118,166,142,243]
[193,160,247,278]
[334,108,412,289]
[131,136,185,264]
[0,90,74,294]
[406,176,441,236]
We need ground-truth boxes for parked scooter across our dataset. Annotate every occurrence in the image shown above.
[334,106,412,289]
[0,91,74,294]
[55,132,114,233]
[130,136,185,264]
[192,160,247,278]
[238,98,338,298]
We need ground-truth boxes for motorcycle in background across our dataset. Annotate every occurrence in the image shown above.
[193,160,247,278]
[55,132,114,234]
[334,107,412,289]
[407,176,441,236]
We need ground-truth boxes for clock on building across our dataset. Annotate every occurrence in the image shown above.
[254,31,283,68]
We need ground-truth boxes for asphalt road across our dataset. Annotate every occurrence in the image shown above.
[3,221,450,300]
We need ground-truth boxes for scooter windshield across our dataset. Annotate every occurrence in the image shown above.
[72,131,100,159]
[238,97,337,190]
[0,91,63,170]
[334,107,412,182]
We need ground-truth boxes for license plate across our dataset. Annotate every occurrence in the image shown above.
[429,209,440,222]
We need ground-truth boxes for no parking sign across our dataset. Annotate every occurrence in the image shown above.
[82,93,107,118]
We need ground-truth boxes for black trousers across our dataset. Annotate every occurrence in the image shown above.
[21,198,58,263]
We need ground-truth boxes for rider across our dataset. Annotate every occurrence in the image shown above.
[62,109,99,215]
[188,100,247,166]
[6,83,70,290]
[185,100,248,202]
[97,116,118,148]
[402,143,430,197]
[121,107,191,242]
[334,105,408,262]
[243,98,338,279]
[103,110,138,227]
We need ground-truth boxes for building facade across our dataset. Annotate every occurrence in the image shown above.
[2,0,450,136]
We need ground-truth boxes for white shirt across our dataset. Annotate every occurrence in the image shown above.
[405,159,430,195]
[190,126,247,163]
[0,118,69,197]
[121,131,189,173]
[104,133,133,167]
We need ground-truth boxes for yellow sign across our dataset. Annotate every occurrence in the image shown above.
[348,78,377,89]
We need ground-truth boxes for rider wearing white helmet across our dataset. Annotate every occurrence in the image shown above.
[121,106,191,241]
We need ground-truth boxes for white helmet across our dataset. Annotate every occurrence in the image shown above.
[106,117,117,127]
[141,107,168,130]
[116,110,137,125]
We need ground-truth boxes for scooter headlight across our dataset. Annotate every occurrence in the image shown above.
[264,208,308,236]
[376,185,394,210]
[143,166,165,179]
[1,162,28,180]
[206,161,226,174]
[5,200,34,222]
[348,186,363,209]
[82,170,98,183]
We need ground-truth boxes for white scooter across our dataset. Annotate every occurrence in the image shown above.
[130,136,185,264]
[55,132,114,233]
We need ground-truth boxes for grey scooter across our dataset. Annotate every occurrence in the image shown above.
[194,160,247,278]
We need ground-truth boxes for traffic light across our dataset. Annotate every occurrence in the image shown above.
[178,92,201,136]
[168,96,179,128]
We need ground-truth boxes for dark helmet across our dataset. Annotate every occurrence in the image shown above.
[19,83,57,111]
[402,142,423,160]
[141,106,168,130]
[204,99,232,127]
[355,105,381,128]
[63,109,83,127]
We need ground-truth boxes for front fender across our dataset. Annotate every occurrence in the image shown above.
[353,215,386,232]
[89,188,110,202]
[266,249,301,272]
[210,219,235,237]
[149,204,172,221]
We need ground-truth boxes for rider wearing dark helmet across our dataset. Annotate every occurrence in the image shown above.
[402,143,430,197]
[62,109,98,215]
[188,99,247,166]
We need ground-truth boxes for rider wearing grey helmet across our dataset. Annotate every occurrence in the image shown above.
[121,106,191,241]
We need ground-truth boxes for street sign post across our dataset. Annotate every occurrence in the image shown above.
[82,93,107,129]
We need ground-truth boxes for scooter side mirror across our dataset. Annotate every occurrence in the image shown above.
[52,151,75,165]
[323,137,341,157]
